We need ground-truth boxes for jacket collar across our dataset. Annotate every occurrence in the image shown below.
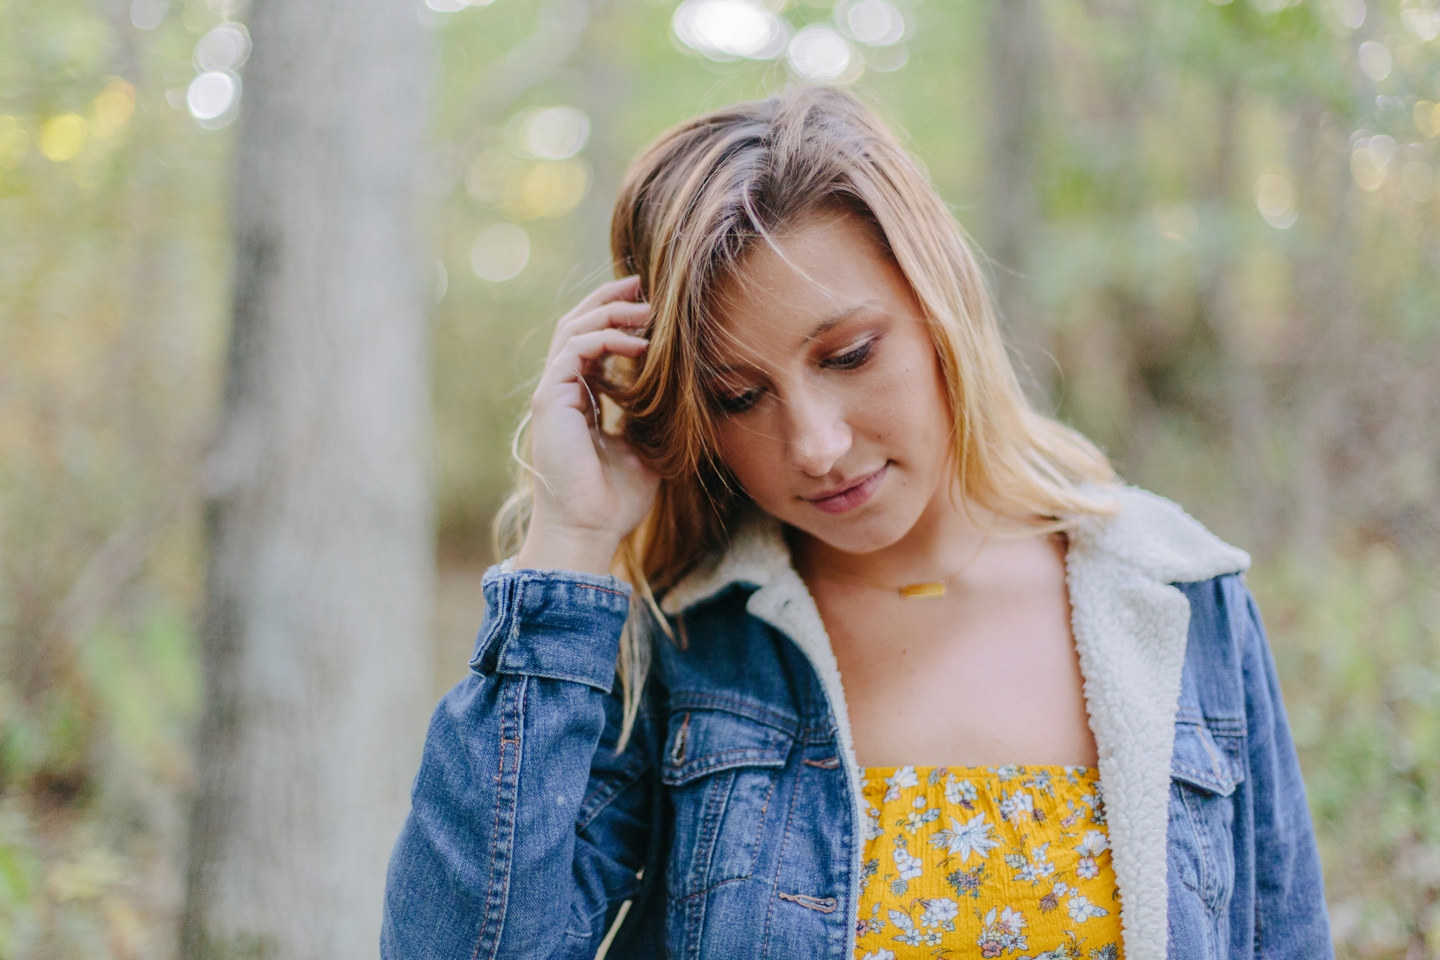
[660,484,1250,960]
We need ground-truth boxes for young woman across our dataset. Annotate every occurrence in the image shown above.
[383,88,1331,960]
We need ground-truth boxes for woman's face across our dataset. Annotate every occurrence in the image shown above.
[709,209,956,556]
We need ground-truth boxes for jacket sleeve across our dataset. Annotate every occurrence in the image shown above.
[1229,576,1334,959]
[382,567,658,960]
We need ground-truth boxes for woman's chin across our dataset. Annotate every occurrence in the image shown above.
[784,506,919,558]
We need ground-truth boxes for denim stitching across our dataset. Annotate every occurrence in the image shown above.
[664,746,789,784]
[472,677,525,960]
[761,752,805,959]
[666,692,801,734]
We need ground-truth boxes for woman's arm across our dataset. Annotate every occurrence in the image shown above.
[1230,577,1334,959]
[381,567,657,960]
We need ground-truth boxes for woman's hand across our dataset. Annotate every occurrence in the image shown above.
[514,276,660,576]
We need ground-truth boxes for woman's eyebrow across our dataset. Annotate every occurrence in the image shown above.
[803,303,873,342]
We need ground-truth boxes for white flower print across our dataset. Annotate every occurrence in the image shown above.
[883,766,919,802]
[1037,880,1070,913]
[999,789,1036,824]
[1075,829,1109,855]
[1074,829,1109,879]
[1067,894,1110,922]
[1023,767,1054,796]
[1006,841,1055,885]
[992,765,1023,782]
[861,951,897,960]
[856,900,887,936]
[864,805,884,841]
[944,774,979,808]
[929,812,1002,863]
[919,897,959,930]
[976,904,1029,956]
[892,834,922,884]
[900,796,940,833]
[889,909,943,946]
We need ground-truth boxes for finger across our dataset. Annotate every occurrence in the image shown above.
[560,275,642,324]
[549,300,651,354]
[541,329,649,393]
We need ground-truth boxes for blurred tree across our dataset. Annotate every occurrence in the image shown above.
[178,0,434,956]
[984,0,1054,398]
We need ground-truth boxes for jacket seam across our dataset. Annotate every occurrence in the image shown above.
[472,676,525,960]
[666,692,801,734]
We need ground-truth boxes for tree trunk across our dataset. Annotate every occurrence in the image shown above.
[985,0,1053,400]
[181,0,433,955]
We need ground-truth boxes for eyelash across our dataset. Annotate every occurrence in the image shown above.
[715,338,877,414]
[823,339,875,371]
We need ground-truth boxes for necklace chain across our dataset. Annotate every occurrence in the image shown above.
[813,535,991,601]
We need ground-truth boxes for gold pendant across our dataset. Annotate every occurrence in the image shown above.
[898,581,947,600]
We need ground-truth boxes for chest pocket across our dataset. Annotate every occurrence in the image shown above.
[1168,719,1245,915]
[662,701,795,900]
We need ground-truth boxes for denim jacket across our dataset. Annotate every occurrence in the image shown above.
[383,487,1332,960]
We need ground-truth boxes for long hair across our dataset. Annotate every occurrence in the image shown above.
[497,87,1116,746]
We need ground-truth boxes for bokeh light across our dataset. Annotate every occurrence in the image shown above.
[1255,174,1297,229]
[672,0,789,61]
[90,80,136,138]
[837,0,905,47]
[506,106,590,160]
[129,0,169,30]
[1414,100,1440,138]
[1350,134,1396,191]
[1336,0,1366,29]
[194,23,252,72]
[788,24,854,81]
[1402,5,1440,40]
[39,114,87,162]
[471,223,530,282]
[1358,41,1391,82]
[187,71,240,127]
[426,0,500,11]
[516,160,589,218]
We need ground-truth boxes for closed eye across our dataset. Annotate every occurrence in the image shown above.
[715,386,762,414]
[822,338,875,371]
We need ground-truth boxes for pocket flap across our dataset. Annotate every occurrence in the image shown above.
[662,707,795,786]
[1170,721,1244,797]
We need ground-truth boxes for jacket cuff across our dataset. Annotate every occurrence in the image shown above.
[469,565,633,693]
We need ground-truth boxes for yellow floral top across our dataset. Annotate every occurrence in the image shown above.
[855,765,1123,960]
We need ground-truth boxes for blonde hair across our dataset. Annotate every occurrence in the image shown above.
[498,87,1115,746]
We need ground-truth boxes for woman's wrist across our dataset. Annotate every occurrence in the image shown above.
[514,523,622,577]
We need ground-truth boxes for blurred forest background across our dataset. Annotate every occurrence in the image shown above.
[2,0,1439,955]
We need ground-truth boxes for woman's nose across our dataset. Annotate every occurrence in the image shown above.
[785,389,852,477]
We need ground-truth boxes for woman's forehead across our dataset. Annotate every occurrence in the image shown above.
[704,216,911,362]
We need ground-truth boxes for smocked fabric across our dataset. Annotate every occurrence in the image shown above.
[855,765,1122,960]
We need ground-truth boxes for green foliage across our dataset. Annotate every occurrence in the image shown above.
[1256,549,1440,956]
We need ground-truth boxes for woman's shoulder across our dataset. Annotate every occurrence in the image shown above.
[1068,483,1251,586]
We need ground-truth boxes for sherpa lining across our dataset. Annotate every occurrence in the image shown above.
[660,485,1250,960]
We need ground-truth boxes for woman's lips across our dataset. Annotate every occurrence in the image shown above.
[805,464,888,515]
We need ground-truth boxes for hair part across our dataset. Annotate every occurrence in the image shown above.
[498,86,1116,749]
